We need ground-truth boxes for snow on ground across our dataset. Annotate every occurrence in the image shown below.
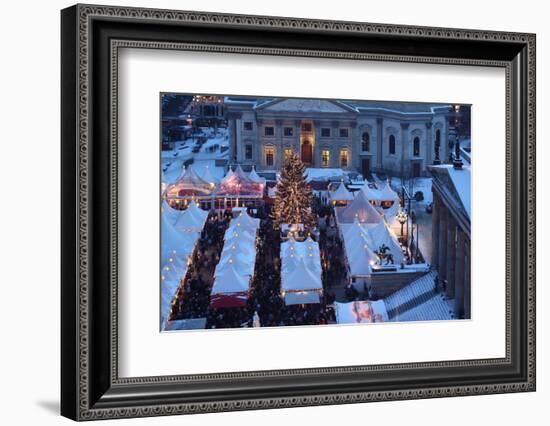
[375,174,433,205]
[161,128,229,184]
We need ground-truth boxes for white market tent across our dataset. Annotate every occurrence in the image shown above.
[361,183,382,203]
[330,182,354,203]
[378,181,400,202]
[201,165,220,186]
[160,211,205,330]
[280,237,323,305]
[161,199,183,225]
[337,190,383,224]
[248,166,266,185]
[173,201,209,233]
[334,300,389,324]
[211,262,250,294]
[210,210,260,308]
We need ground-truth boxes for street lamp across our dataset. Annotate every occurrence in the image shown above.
[396,209,408,237]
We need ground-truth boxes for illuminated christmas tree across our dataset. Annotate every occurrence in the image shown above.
[272,151,316,230]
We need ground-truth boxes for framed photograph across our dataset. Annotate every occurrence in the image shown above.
[61,4,536,421]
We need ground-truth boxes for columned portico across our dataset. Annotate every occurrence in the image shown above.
[454,229,466,318]
[438,208,448,283]
[446,218,457,298]
[432,193,440,269]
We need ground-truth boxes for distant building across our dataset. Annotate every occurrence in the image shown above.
[224,97,453,178]
[428,162,471,319]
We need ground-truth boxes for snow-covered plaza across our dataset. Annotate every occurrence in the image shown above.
[160,95,471,331]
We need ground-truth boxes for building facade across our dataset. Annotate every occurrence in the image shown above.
[429,163,471,319]
[224,97,452,178]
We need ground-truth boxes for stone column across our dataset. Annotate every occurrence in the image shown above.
[235,117,243,162]
[425,122,433,167]
[431,192,440,269]
[446,218,457,299]
[350,121,358,171]
[400,123,410,178]
[437,208,448,283]
[376,117,383,171]
[463,240,471,319]
[454,229,465,317]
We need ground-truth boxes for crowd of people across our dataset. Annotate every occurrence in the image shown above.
[170,202,347,330]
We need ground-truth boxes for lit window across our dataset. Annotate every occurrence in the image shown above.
[284,127,293,137]
[389,134,396,154]
[321,128,331,137]
[245,144,253,160]
[339,128,349,138]
[340,150,349,168]
[322,150,330,167]
[264,126,274,136]
[301,123,312,132]
[265,147,275,166]
[362,132,370,152]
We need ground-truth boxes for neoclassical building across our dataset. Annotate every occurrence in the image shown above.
[429,162,471,319]
[224,97,453,178]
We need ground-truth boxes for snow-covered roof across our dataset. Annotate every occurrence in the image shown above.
[211,263,250,294]
[161,199,182,225]
[165,164,214,198]
[337,190,383,224]
[378,181,400,201]
[281,256,323,292]
[256,98,354,113]
[248,166,266,184]
[430,164,471,220]
[173,202,209,233]
[330,182,354,201]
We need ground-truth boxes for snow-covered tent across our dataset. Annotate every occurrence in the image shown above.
[334,300,389,324]
[210,263,251,308]
[248,166,266,185]
[201,165,220,186]
[330,182,354,204]
[361,183,382,203]
[161,199,183,225]
[173,201,209,233]
[378,181,400,202]
[160,213,202,329]
[337,190,383,224]
[340,222,378,277]
[210,210,260,309]
[281,257,323,305]
[164,164,215,199]
[215,164,264,199]
[280,236,323,305]
[161,214,198,265]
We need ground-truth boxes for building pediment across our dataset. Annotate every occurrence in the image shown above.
[256,98,356,114]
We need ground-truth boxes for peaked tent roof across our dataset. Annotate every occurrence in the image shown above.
[161,199,183,225]
[378,181,400,201]
[248,166,266,184]
[361,183,382,201]
[282,256,323,292]
[330,182,354,201]
[161,213,197,264]
[211,263,250,294]
[338,190,383,224]
[165,164,214,197]
[173,202,208,233]
[201,165,220,185]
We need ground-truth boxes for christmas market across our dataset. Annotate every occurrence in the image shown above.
[160,94,472,331]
